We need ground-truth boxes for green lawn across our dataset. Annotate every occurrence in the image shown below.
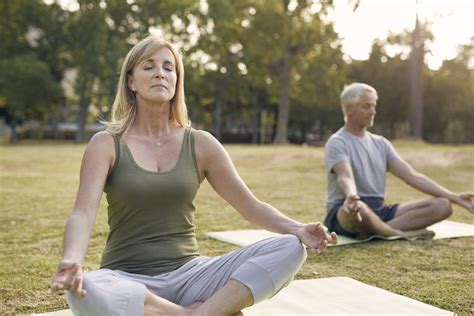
[0,141,473,315]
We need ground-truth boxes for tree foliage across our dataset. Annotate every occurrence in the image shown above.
[0,0,472,144]
[0,55,63,143]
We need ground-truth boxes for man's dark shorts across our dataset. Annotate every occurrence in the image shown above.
[323,197,399,237]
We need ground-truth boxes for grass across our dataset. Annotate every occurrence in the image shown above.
[0,140,473,315]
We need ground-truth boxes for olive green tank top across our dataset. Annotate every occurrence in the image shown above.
[100,128,200,276]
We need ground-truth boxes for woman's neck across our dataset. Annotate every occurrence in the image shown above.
[132,101,174,138]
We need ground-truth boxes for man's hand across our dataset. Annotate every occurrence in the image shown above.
[51,260,86,298]
[342,194,362,222]
[296,222,337,253]
[453,192,474,213]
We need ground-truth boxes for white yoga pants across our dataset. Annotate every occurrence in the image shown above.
[66,234,307,315]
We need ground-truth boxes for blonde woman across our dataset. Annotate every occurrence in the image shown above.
[51,35,337,316]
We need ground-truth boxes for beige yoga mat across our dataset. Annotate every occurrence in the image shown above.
[243,277,453,315]
[32,310,72,316]
[207,220,474,247]
[35,277,453,316]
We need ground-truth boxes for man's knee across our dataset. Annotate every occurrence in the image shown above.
[337,202,372,230]
[433,197,453,219]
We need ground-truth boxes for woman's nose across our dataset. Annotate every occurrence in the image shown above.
[155,68,165,79]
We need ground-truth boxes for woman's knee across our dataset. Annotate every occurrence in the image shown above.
[248,234,307,274]
[275,234,307,266]
[233,235,306,303]
[66,270,147,316]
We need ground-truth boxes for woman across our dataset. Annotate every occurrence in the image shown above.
[50,35,337,316]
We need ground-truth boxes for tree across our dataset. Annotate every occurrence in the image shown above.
[190,0,254,140]
[347,41,411,138]
[245,1,338,143]
[0,0,35,59]
[0,55,62,143]
[65,0,199,142]
[193,1,343,143]
[409,13,424,139]
[424,39,474,143]
[0,0,67,143]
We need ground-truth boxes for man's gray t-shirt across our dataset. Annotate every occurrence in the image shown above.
[325,128,399,208]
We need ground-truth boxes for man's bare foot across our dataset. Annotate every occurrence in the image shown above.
[400,228,435,239]
[355,233,370,240]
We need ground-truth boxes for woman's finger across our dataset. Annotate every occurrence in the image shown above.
[63,263,80,290]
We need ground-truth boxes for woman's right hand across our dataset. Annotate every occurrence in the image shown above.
[51,260,86,298]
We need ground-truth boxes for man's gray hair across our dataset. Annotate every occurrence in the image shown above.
[340,83,378,121]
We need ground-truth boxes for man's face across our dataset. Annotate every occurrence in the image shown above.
[348,91,377,128]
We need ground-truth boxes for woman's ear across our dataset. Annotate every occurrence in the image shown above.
[128,75,135,92]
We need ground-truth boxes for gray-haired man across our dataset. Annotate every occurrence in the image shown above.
[323,82,473,239]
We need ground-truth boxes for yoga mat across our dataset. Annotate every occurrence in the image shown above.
[207,220,474,247]
[32,310,72,316]
[243,277,453,315]
[35,278,453,315]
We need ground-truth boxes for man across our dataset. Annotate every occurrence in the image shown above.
[324,82,473,239]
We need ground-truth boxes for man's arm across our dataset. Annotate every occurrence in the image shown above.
[332,161,362,221]
[388,158,473,212]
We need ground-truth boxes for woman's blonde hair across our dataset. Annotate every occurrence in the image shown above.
[104,35,190,135]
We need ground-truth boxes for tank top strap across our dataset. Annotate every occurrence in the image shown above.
[183,128,200,180]
[108,133,121,176]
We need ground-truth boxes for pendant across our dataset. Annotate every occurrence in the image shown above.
[155,141,161,147]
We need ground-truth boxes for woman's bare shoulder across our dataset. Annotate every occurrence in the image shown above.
[192,129,219,147]
[84,131,116,160]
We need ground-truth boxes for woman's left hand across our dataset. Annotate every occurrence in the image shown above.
[296,223,337,253]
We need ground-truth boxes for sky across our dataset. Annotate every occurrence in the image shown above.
[330,0,474,69]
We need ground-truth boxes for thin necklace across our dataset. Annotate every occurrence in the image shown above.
[130,130,171,147]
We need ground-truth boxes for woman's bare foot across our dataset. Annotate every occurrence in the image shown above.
[188,302,243,316]
[187,302,204,310]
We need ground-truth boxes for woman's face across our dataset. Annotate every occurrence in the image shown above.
[128,46,178,105]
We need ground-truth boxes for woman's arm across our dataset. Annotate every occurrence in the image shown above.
[51,131,115,296]
[194,131,336,251]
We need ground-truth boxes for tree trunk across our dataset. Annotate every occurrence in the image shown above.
[75,77,92,143]
[213,86,223,141]
[273,43,291,144]
[9,120,18,144]
[251,90,260,144]
[409,14,424,140]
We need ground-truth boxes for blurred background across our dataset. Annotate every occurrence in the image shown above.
[0,0,472,145]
